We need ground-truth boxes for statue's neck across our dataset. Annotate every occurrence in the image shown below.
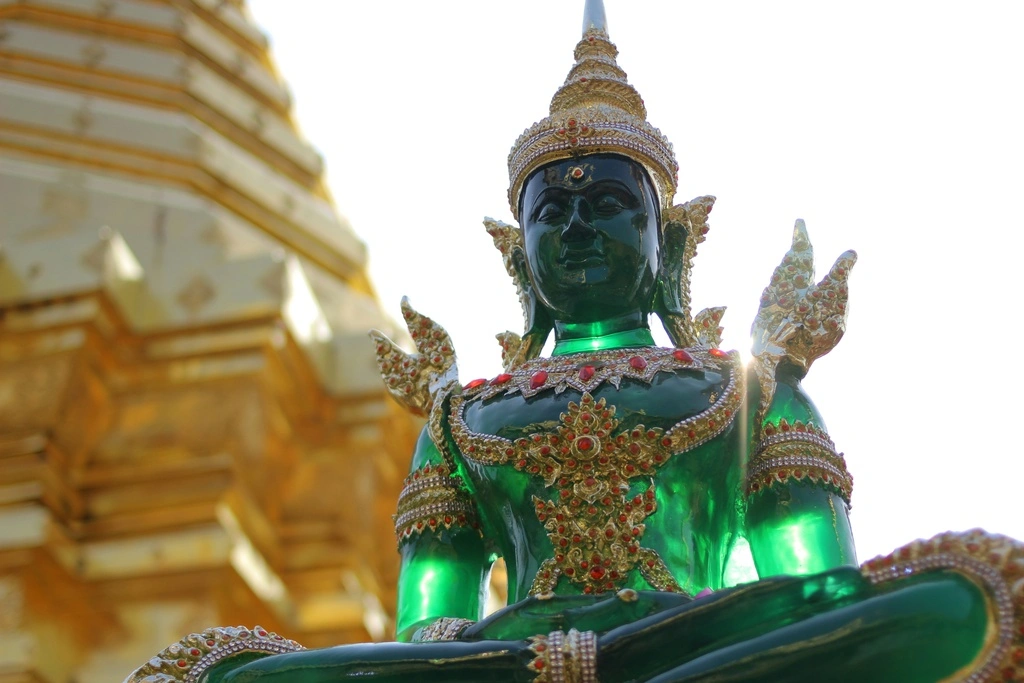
[552,311,656,356]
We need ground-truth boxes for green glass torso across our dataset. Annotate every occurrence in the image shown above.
[456,352,744,601]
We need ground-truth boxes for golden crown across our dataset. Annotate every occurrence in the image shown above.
[507,5,679,219]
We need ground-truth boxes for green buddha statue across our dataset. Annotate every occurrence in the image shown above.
[124,3,1024,683]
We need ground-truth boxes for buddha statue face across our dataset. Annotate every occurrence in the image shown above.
[519,154,661,324]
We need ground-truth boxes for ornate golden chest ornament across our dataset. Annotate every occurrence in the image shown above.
[450,351,743,595]
[460,345,730,400]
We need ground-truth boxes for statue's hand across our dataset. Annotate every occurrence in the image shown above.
[461,591,691,642]
[751,220,857,376]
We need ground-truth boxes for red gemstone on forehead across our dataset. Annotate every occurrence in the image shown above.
[492,373,512,385]
[629,356,647,370]
[672,349,693,363]
[530,370,548,389]
[465,378,486,389]
[708,348,728,359]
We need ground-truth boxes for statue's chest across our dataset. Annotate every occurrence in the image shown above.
[446,347,744,595]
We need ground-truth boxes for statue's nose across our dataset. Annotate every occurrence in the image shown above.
[561,197,596,242]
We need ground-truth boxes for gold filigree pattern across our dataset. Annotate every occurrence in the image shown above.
[415,617,476,642]
[426,380,460,473]
[394,463,479,543]
[750,220,857,436]
[693,307,726,347]
[460,346,728,402]
[861,530,1024,683]
[370,298,458,417]
[484,217,530,334]
[121,625,303,683]
[450,353,742,594]
[526,629,598,683]
[636,548,685,593]
[507,28,677,217]
[496,331,525,371]
[746,420,853,506]
[659,196,725,349]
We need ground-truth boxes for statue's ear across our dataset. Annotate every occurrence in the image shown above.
[510,246,552,338]
[656,217,689,316]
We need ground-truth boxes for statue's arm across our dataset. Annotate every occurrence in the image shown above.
[743,367,857,578]
[394,426,492,642]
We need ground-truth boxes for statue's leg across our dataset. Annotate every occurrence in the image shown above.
[220,639,533,683]
[639,571,989,683]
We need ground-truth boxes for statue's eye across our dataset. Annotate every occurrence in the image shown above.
[593,194,627,217]
[536,202,566,223]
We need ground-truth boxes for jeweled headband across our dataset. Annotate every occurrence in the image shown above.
[507,2,679,220]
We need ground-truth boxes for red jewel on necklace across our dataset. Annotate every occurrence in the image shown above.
[708,348,729,359]
[578,365,595,381]
[530,370,548,389]
[628,356,647,370]
[491,373,512,385]
[672,349,693,363]
[464,378,486,389]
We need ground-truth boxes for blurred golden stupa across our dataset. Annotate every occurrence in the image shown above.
[0,1,421,681]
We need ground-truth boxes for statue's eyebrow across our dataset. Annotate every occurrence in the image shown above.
[584,179,638,205]
[528,187,571,218]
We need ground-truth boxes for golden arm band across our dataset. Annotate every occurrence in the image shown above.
[394,463,480,544]
[746,420,853,505]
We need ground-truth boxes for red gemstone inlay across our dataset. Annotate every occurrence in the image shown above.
[492,373,512,385]
[672,349,694,363]
[579,365,595,381]
[190,648,201,656]
[530,370,548,389]
[629,356,647,370]
[465,378,486,389]
[708,348,728,359]
[590,567,606,581]
[577,437,594,451]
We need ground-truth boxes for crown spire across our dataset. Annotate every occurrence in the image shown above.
[506,0,678,219]
[582,0,608,35]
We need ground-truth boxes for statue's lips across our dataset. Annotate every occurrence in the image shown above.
[559,250,604,269]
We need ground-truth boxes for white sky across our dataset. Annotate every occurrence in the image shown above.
[247,1,1024,562]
